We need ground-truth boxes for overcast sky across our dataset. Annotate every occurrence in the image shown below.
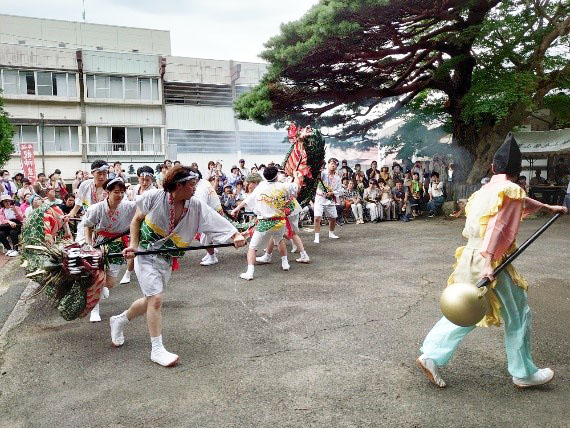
[0,0,319,62]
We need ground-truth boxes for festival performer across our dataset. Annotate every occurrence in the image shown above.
[121,165,157,285]
[110,166,245,367]
[84,178,137,322]
[193,177,225,266]
[238,166,303,281]
[127,166,156,201]
[66,160,109,243]
[416,134,568,389]
[313,158,342,243]
[255,175,310,264]
[229,172,263,220]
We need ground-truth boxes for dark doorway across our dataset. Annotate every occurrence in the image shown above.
[112,127,125,152]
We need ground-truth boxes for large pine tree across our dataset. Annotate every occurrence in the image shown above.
[235,0,570,182]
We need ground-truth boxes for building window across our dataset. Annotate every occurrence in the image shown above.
[11,125,79,152]
[0,69,76,97]
[1,69,18,94]
[88,126,161,153]
[85,75,159,101]
[37,72,53,96]
[95,76,110,98]
[124,77,138,99]
[20,71,35,95]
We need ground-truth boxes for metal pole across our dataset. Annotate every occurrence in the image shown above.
[476,213,562,288]
[39,113,46,174]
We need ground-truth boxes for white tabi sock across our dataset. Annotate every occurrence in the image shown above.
[110,311,129,347]
[314,233,320,243]
[300,251,308,258]
[89,303,101,322]
[281,256,290,271]
[150,335,179,367]
[247,264,255,274]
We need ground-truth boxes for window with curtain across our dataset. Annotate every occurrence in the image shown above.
[152,78,159,100]
[95,76,110,98]
[124,77,138,99]
[37,72,53,96]
[42,126,56,152]
[110,77,123,98]
[86,75,95,97]
[139,78,151,99]
[1,69,18,94]
[67,73,77,97]
[126,127,141,151]
[54,73,68,97]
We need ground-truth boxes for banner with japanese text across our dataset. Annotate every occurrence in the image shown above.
[19,143,37,184]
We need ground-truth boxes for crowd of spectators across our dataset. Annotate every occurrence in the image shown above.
[4,155,567,257]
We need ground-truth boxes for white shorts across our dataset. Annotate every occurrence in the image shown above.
[134,253,172,297]
[249,227,285,250]
[106,263,122,278]
[287,214,300,235]
[314,203,337,218]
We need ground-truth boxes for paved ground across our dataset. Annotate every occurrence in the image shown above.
[0,215,569,428]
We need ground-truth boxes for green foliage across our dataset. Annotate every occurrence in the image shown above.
[128,164,135,175]
[0,94,15,168]
[543,92,570,128]
[235,0,570,174]
[461,71,538,127]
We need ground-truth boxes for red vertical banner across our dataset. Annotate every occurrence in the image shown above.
[19,143,37,184]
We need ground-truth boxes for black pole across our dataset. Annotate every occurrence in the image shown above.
[476,213,562,288]
[107,242,236,258]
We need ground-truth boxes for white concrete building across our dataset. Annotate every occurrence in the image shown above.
[164,57,288,172]
[0,14,288,179]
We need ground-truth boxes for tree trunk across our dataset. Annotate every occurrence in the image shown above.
[454,100,535,184]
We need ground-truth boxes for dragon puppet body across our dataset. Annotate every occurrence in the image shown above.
[282,123,326,207]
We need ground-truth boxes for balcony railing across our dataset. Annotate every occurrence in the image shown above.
[87,142,163,156]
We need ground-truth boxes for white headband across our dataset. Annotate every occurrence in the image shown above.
[175,171,199,183]
[92,164,109,173]
[105,177,124,190]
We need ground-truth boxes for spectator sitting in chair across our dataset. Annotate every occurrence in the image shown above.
[45,188,62,206]
[339,160,353,180]
[355,173,366,197]
[352,164,367,186]
[234,180,246,202]
[392,180,410,220]
[221,184,237,213]
[529,169,547,186]
[427,171,444,218]
[378,178,396,220]
[379,166,394,188]
[343,179,364,224]
[363,179,382,222]
[409,172,424,217]
[0,194,23,257]
[366,161,380,181]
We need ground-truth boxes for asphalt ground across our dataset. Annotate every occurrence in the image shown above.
[0,215,569,428]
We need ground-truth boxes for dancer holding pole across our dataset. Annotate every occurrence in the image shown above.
[417,134,567,389]
[109,166,245,367]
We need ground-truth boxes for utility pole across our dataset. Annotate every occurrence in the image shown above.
[39,113,46,174]
[230,60,242,159]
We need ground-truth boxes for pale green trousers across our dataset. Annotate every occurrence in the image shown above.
[420,271,539,378]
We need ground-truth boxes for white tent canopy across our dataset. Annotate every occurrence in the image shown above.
[513,129,570,156]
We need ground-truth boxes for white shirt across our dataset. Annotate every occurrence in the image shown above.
[243,180,299,219]
[315,171,342,206]
[429,181,444,198]
[194,179,222,212]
